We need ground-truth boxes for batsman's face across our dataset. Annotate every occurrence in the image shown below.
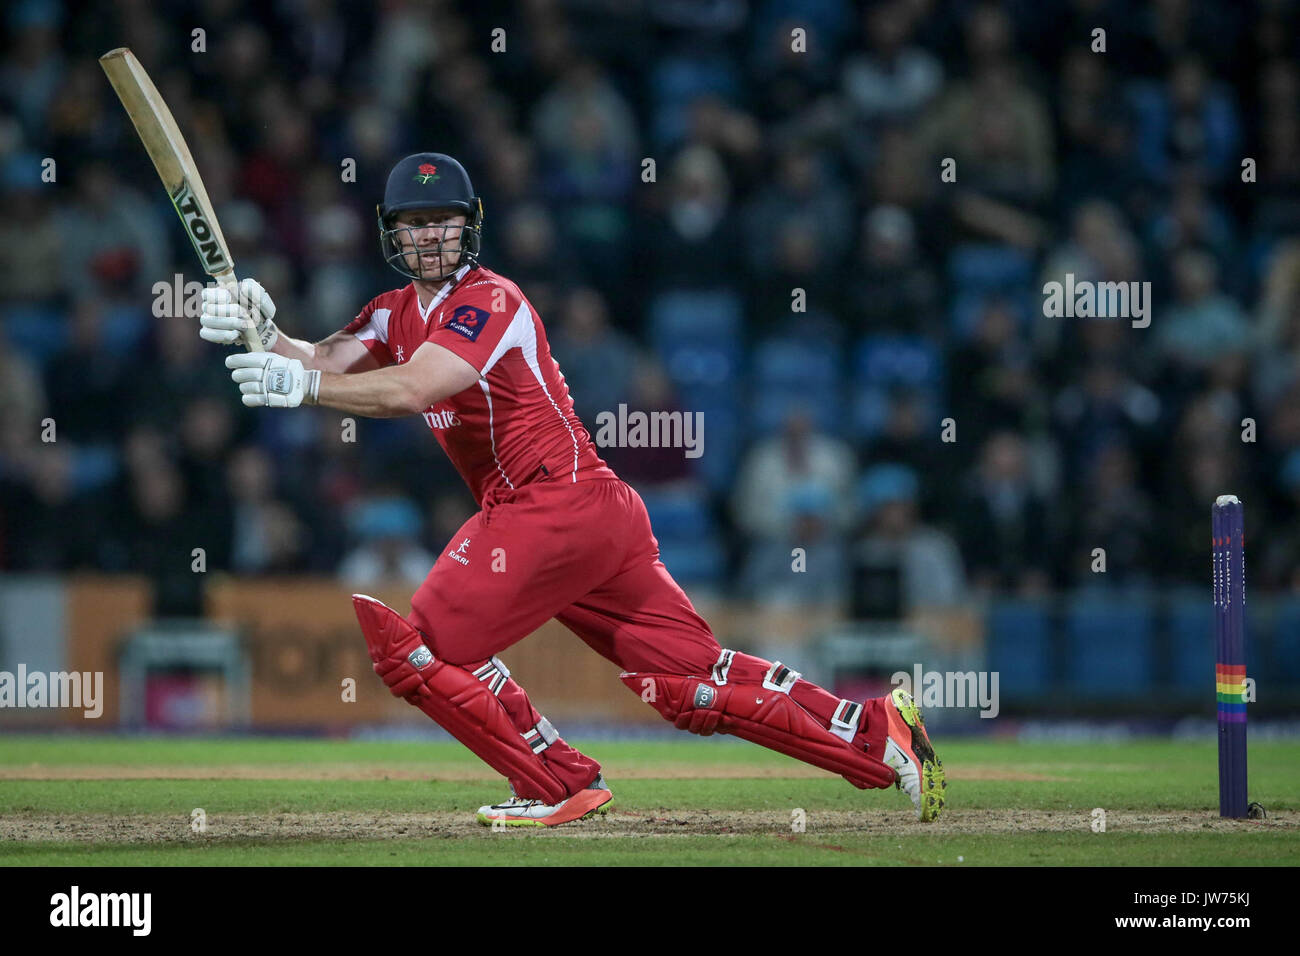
[392,208,467,278]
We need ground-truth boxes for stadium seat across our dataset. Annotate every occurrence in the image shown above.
[649,289,743,393]
[1064,597,1154,694]
[948,290,1037,341]
[748,335,843,436]
[947,243,1034,292]
[753,337,840,386]
[71,445,120,493]
[650,56,742,147]
[848,335,944,440]
[656,537,727,587]
[1271,598,1300,683]
[649,288,742,346]
[987,600,1052,695]
[637,487,726,586]
[100,304,152,357]
[685,399,741,494]
[2,303,69,368]
[1166,590,1214,691]
[854,335,943,390]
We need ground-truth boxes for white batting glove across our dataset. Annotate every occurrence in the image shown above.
[200,277,280,349]
[226,352,320,408]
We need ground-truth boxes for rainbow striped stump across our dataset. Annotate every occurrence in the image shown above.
[1212,495,1248,818]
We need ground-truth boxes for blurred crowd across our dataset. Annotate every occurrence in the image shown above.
[2,0,1300,615]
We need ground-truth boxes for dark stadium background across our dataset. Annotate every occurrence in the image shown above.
[2,0,1299,727]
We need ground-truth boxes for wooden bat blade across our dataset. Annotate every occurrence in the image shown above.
[100,47,262,351]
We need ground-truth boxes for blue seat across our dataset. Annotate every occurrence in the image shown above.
[2,304,69,368]
[650,289,742,346]
[650,289,743,391]
[947,243,1033,292]
[753,337,840,386]
[1167,590,1214,691]
[987,600,1052,695]
[651,56,741,147]
[662,344,741,391]
[743,336,843,437]
[639,486,726,586]
[854,335,943,390]
[639,488,716,541]
[751,385,840,435]
[71,445,120,493]
[657,537,726,587]
[101,304,151,356]
[685,401,741,493]
[847,385,946,442]
[848,335,943,441]
[1271,598,1300,683]
[1064,597,1153,694]
[949,290,1037,341]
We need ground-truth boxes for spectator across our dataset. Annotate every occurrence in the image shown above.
[851,464,966,614]
[733,408,855,543]
[1065,442,1157,587]
[954,432,1056,594]
[948,296,1044,451]
[840,0,943,125]
[548,287,640,427]
[227,446,306,574]
[339,494,436,588]
[54,162,168,301]
[646,144,742,291]
[738,482,850,609]
[1155,247,1252,377]
[844,205,941,337]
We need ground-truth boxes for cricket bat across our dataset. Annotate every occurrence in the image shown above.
[99,47,263,351]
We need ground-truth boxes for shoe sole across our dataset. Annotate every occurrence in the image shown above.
[890,687,947,823]
[475,789,613,828]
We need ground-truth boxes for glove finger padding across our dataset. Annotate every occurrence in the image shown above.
[200,328,242,344]
[238,277,276,320]
[202,308,245,326]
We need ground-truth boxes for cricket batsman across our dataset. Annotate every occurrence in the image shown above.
[199,152,946,826]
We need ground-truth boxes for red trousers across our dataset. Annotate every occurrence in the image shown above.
[408,477,889,795]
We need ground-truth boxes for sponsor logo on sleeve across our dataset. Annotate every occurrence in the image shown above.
[447,304,490,341]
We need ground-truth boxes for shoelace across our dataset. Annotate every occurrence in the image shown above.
[493,797,541,811]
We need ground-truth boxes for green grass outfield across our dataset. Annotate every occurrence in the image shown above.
[0,734,1296,865]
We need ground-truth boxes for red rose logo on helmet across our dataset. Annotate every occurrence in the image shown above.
[414,163,440,184]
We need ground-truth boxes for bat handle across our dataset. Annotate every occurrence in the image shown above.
[215,270,264,352]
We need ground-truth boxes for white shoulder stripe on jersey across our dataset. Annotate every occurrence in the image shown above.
[480,298,531,376]
[354,307,392,345]
[515,301,581,482]
[477,296,581,484]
